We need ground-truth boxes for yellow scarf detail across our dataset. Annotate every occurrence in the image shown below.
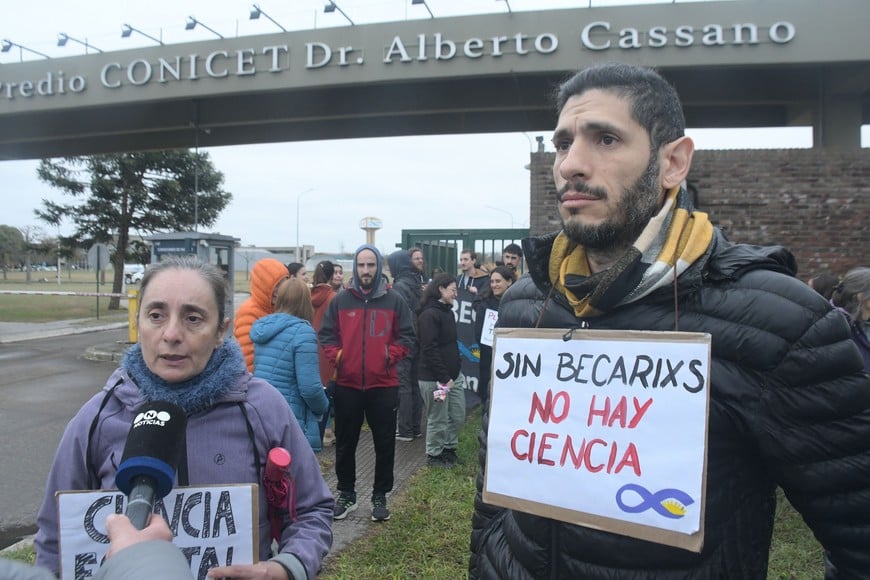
[549,186,713,318]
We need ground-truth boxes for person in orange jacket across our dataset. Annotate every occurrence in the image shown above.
[234,257,290,372]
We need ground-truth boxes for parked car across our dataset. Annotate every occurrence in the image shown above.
[124,264,145,284]
[125,269,145,284]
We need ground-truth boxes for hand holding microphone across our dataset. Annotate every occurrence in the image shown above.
[114,401,188,530]
[103,513,173,560]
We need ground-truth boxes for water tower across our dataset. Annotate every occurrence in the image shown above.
[359,217,382,245]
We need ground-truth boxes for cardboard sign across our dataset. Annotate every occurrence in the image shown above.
[483,328,710,552]
[480,308,499,347]
[57,484,258,580]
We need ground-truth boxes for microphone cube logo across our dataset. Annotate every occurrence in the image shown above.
[133,409,173,427]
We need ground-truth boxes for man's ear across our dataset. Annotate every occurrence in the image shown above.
[659,136,694,190]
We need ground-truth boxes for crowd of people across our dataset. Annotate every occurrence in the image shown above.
[13,61,870,579]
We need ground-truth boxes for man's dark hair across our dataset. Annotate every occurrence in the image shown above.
[461,249,478,261]
[808,272,839,300]
[503,243,523,258]
[555,63,685,152]
[313,260,334,285]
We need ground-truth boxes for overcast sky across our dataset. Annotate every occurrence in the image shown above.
[1,0,866,255]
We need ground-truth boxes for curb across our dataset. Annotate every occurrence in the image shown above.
[0,322,128,345]
[0,535,33,555]
[84,341,134,362]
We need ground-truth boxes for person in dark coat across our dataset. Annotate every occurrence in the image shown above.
[472,265,516,411]
[417,273,465,467]
[469,62,870,579]
[388,249,425,441]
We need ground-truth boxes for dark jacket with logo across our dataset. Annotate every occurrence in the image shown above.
[470,229,870,579]
[319,245,415,390]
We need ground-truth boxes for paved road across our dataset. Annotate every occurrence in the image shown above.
[0,327,127,548]
[0,310,432,560]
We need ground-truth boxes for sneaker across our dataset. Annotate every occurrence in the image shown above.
[322,428,336,447]
[395,433,414,442]
[427,453,453,468]
[333,492,357,520]
[442,448,465,466]
[371,494,391,521]
[414,431,424,439]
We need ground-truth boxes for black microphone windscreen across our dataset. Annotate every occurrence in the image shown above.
[115,400,187,499]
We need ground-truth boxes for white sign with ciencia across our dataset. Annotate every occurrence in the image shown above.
[483,328,711,552]
[57,483,257,580]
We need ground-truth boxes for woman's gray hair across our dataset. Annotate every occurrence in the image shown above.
[138,256,229,323]
[832,267,870,322]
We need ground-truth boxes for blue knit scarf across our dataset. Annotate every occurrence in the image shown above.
[121,340,247,415]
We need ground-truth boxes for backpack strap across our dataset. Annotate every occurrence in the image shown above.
[176,428,190,487]
[86,379,122,489]
[238,402,262,484]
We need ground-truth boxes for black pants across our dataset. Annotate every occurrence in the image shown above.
[478,344,493,410]
[396,355,423,437]
[333,384,398,497]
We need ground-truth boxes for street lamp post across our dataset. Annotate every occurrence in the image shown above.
[295,188,315,264]
[486,205,515,228]
[56,227,61,285]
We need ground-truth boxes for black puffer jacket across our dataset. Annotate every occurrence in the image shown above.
[470,230,870,579]
[417,299,462,384]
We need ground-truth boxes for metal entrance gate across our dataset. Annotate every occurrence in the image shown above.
[399,228,529,277]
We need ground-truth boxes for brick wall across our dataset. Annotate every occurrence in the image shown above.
[529,149,870,278]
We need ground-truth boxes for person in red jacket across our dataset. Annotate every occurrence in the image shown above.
[318,244,415,523]
[311,260,338,446]
[233,258,289,372]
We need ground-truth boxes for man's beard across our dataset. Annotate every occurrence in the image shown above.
[358,275,374,290]
[559,154,661,250]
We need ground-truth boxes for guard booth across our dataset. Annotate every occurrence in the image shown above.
[148,232,240,323]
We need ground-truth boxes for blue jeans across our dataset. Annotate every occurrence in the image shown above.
[419,373,466,457]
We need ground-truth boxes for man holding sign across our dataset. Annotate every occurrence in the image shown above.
[470,63,870,578]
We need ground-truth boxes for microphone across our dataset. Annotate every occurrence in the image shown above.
[114,401,187,530]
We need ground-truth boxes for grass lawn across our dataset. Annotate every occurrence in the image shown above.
[320,413,824,579]
[0,270,252,322]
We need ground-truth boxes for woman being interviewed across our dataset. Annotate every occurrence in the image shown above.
[417,273,465,468]
[34,256,333,580]
[473,265,516,411]
[252,277,330,453]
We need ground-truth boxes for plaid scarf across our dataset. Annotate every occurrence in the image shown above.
[549,186,713,318]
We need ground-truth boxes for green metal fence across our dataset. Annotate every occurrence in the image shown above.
[399,228,529,276]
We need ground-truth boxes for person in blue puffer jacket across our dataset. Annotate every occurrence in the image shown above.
[252,277,330,452]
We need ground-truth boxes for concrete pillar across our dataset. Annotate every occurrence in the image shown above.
[814,70,863,150]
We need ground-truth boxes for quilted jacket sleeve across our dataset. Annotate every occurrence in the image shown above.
[749,302,870,576]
